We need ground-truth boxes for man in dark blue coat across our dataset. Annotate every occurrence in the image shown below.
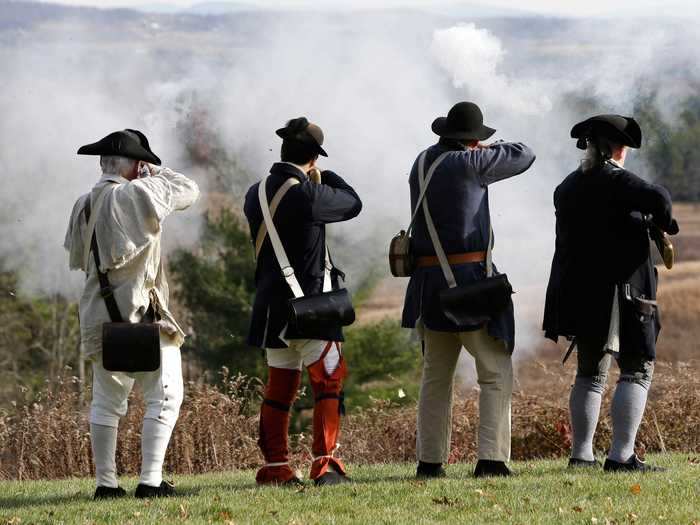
[402,102,536,478]
[543,114,678,472]
[244,117,362,486]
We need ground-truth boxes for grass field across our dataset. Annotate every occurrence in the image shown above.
[1,454,698,524]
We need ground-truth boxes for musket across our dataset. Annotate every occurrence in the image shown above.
[647,218,674,270]
[562,337,577,364]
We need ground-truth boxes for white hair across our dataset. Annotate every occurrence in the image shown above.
[100,155,137,176]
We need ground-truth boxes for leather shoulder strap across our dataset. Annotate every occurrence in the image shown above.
[419,160,495,289]
[256,177,333,295]
[84,184,124,323]
[255,177,300,258]
[405,151,451,235]
[258,177,305,298]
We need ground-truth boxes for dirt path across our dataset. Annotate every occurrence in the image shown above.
[355,276,406,325]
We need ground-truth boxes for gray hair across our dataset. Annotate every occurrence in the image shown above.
[581,137,619,172]
[100,155,137,176]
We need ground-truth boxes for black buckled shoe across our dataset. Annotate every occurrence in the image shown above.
[603,456,666,473]
[135,480,176,498]
[474,460,512,478]
[314,471,351,486]
[568,458,601,469]
[282,476,305,487]
[93,486,127,500]
[416,461,446,479]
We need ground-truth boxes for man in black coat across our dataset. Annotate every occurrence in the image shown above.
[244,117,362,486]
[543,114,679,472]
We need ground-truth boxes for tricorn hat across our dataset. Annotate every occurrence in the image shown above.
[276,117,327,157]
[77,129,162,165]
[571,114,642,150]
[431,101,496,141]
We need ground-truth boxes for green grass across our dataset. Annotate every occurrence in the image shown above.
[1,454,699,524]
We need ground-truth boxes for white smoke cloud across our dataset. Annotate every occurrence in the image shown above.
[431,23,552,115]
[0,9,697,363]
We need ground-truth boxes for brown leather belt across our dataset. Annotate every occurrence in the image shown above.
[416,251,486,268]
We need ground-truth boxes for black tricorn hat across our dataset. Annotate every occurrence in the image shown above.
[276,117,328,157]
[571,114,642,150]
[431,101,496,141]
[77,129,162,165]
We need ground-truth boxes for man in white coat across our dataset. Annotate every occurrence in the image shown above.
[64,129,199,499]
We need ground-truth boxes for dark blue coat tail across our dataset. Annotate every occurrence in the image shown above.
[401,141,536,353]
[542,162,675,359]
[244,163,362,349]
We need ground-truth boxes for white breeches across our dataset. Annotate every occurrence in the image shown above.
[89,336,183,429]
[266,339,341,375]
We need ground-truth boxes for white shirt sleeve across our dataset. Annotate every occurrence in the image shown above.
[129,167,200,222]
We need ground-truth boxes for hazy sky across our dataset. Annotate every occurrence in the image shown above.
[35,0,699,18]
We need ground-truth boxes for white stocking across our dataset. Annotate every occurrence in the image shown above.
[90,423,119,488]
[140,418,174,487]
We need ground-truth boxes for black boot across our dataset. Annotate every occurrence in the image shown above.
[603,456,666,473]
[474,460,512,478]
[282,476,306,487]
[568,458,601,469]
[314,471,351,486]
[135,480,176,498]
[93,486,127,500]
[416,461,446,479]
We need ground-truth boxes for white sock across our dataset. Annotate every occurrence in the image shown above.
[569,377,604,461]
[608,380,649,463]
[140,418,174,487]
[90,423,119,488]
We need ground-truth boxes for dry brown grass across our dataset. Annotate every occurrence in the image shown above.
[341,360,700,464]
[1,362,698,480]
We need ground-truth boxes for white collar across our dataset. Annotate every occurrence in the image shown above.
[99,173,130,184]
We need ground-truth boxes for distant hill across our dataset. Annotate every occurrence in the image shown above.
[138,1,259,15]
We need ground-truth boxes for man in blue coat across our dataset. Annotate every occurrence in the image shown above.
[244,117,362,486]
[402,102,536,478]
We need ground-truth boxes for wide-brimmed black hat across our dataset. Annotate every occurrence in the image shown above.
[571,114,642,150]
[276,117,327,157]
[431,102,496,141]
[77,129,162,165]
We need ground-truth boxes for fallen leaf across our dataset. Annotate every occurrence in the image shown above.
[218,511,232,521]
[133,512,141,518]
[629,483,642,495]
[591,518,599,524]
[474,489,485,497]
[179,503,189,520]
[6,518,21,525]
[573,506,583,513]
[627,512,638,523]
